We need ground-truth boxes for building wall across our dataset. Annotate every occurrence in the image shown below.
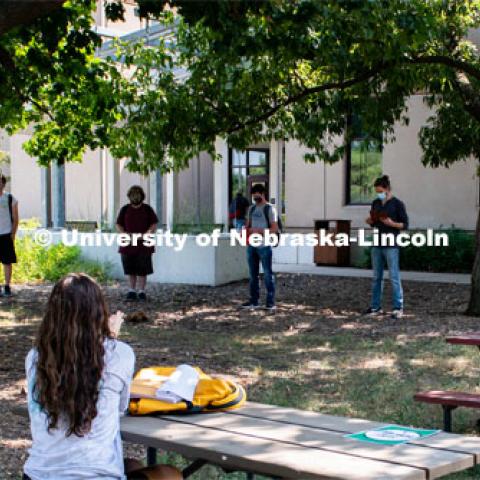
[283,96,478,231]
[10,134,42,220]
[175,152,214,224]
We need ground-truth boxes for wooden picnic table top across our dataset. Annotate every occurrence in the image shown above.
[446,334,480,346]
[119,401,480,480]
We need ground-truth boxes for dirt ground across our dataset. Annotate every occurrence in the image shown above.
[1,274,480,479]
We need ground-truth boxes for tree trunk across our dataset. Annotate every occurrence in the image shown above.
[466,206,480,315]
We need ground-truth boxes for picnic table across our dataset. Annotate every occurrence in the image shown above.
[415,333,480,432]
[446,334,480,348]
[121,402,480,479]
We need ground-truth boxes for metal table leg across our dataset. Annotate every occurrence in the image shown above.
[182,459,209,478]
[146,447,157,466]
[442,405,457,433]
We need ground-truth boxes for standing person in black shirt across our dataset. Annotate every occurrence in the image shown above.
[229,191,251,230]
[364,175,409,319]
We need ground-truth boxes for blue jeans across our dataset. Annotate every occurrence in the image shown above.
[235,219,246,230]
[371,247,403,310]
[247,245,275,306]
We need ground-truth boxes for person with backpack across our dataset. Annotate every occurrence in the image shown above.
[242,184,279,312]
[23,273,182,480]
[0,173,18,297]
[229,191,251,230]
[116,186,158,302]
[364,175,409,320]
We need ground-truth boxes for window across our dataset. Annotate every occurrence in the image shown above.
[229,148,269,204]
[346,114,383,205]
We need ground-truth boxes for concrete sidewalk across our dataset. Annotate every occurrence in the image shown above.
[273,263,470,285]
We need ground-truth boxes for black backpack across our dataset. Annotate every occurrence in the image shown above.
[248,204,283,246]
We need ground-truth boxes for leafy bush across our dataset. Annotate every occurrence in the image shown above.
[19,217,41,229]
[361,228,474,273]
[12,236,111,284]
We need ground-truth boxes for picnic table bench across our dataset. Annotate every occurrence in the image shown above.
[415,333,480,432]
[15,401,480,479]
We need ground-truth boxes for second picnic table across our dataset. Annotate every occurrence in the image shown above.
[121,401,480,479]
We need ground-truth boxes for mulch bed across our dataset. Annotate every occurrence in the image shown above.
[0,274,475,478]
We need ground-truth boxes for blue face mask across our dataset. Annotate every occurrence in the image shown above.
[377,192,387,201]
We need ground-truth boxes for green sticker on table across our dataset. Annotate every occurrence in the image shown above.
[345,425,441,446]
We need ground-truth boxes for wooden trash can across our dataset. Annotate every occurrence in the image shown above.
[314,219,351,266]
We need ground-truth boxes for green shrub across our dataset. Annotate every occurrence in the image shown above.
[12,236,111,284]
[362,228,474,273]
[19,217,41,229]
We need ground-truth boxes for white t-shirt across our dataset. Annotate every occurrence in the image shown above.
[0,192,17,235]
[24,339,135,480]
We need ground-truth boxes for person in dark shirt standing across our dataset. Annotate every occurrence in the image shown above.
[229,191,251,230]
[364,175,409,319]
[116,186,158,302]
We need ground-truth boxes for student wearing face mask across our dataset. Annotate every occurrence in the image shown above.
[116,186,158,302]
[241,184,278,312]
[364,175,409,319]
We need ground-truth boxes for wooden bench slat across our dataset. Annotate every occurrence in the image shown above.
[157,413,473,479]
[446,335,480,346]
[121,416,425,480]
[414,391,480,408]
[228,402,480,461]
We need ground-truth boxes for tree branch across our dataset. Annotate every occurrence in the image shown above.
[226,61,395,134]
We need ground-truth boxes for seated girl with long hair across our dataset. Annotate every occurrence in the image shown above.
[23,273,182,480]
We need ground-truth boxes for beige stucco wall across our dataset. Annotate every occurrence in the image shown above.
[10,134,42,220]
[284,96,478,230]
[175,152,214,224]
[65,151,102,221]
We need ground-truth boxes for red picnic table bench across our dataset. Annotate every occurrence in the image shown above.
[414,334,480,432]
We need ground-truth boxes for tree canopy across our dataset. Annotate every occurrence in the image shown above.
[114,0,480,173]
[2,0,480,173]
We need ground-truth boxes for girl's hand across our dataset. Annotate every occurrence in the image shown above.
[109,311,125,338]
[381,217,395,227]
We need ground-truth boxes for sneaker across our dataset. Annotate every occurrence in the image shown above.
[240,301,260,310]
[138,291,147,301]
[391,309,403,319]
[126,291,138,302]
[265,304,276,313]
[362,307,383,316]
[4,285,12,297]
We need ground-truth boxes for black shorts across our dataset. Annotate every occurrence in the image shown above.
[121,254,153,276]
[0,233,16,265]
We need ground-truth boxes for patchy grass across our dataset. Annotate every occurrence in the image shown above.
[2,274,480,478]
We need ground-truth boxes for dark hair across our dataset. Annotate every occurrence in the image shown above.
[34,273,111,437]
[127,185,146,202]
[374,175,390,189]
[236,191,243,196]
[1,175,6,186]
[251,184,266,195]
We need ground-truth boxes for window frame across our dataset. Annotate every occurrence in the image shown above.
[345,115,383,206]
[228,148,270,205]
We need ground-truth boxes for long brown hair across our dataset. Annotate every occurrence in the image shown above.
[34,273,111,437]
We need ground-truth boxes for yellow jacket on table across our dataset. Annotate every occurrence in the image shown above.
[129,366,247,415]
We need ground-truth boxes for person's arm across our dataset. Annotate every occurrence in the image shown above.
[269,206,279,233]
[11,202,18,239]
[366,202,375,226]
[381,201,408,230]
